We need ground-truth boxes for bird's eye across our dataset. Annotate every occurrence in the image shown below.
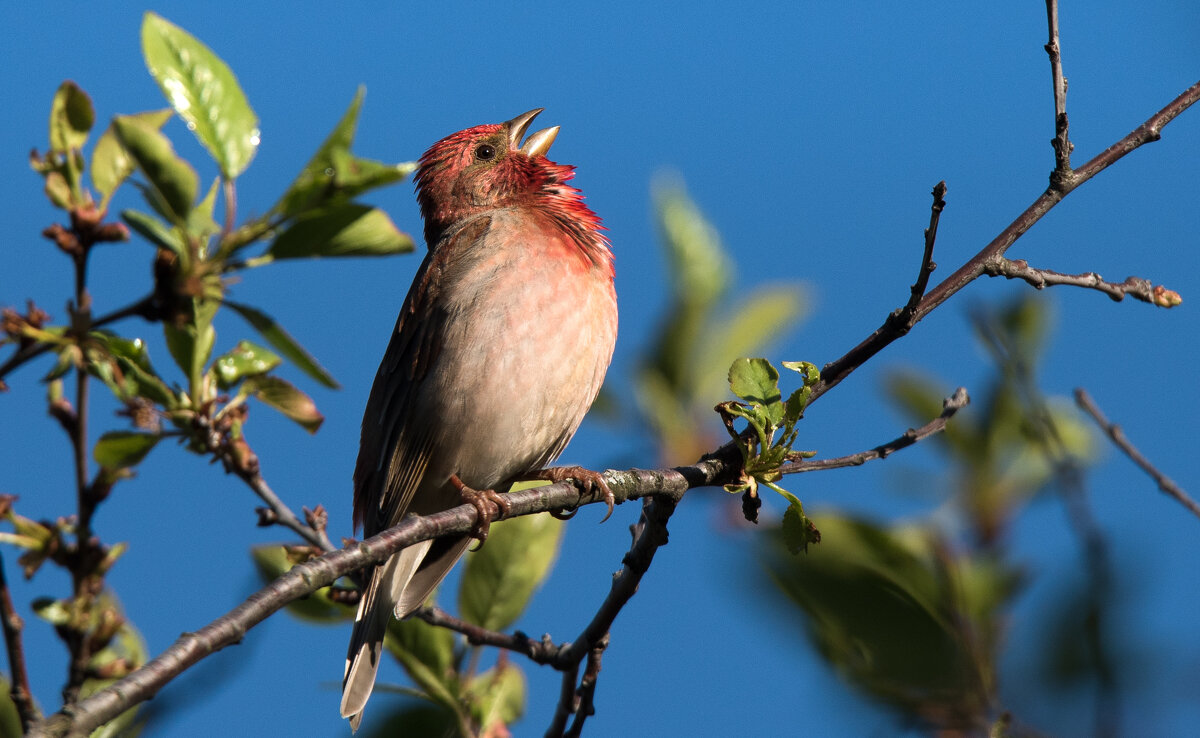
[474,143,497,161]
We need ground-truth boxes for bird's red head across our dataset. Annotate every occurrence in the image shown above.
[414,109,610,269]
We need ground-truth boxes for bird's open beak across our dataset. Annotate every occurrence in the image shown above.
[506,108,559,158]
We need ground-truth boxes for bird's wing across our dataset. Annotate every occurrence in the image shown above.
[352,215,493,535]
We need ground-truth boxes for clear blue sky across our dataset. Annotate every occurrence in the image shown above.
[3,2,1199,736]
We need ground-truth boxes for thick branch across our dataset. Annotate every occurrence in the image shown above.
[27,458,731,738]
[1074,388,1200,521]
[810,77,1200,406]
[982,258,1181,306]
[780,387,969,474]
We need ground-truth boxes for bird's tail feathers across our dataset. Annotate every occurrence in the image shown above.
[340,540,433,730]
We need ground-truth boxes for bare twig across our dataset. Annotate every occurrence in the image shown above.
[0,552,41,731]
[564,637,607,738]
[1045,0,1073,175]
[810,77,1200,406]
[898,181,947,322]
[414,606,564,664]
[239,470,336,553]
[982,258,1182,306]
[1074,388,1200,521]
[780,387,969,475]
[27,458,730,738]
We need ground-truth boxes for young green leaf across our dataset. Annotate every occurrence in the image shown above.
[267,204,414,260]
[141,12,259,179]
[112,116,197,224]
[243,375,324,433]
[459,512,563,632]
[49,80,95,152]
[94,431,162,470]
[121,208,186,261]
[273,87,365,218]
[226,301,339,389]
[728,357,782,407]
[212,340,281,389]
[163,298,218,394]
[91,109,173,203]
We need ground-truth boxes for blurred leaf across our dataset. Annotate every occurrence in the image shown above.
[163,298,218,393]
[141,12,259,178]
[212,340,281,389]
[386,615,457,700]
[459,512,563,632]
[763,513,995,726]
[44,171,72,209]
[0,678,22,738]
[695,288,805,400]
[94,432,162,470]
[779,492,820,554]
[92,109,173,203]
[112,116,197,224]
[81,594,147,738]
[267,204,414,260]
[251,545,354,622]
[49,80,94,152]
[31,597,71,626]
[362,704,461,738]
[466,663,525,731]
[226,301,339,389]
[243,375,324,433]
[189,178,221,244]
[121,209,186,259]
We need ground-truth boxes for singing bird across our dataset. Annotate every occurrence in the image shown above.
[341,109,617,728]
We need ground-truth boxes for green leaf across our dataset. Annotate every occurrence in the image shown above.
[188,178,221,244]
[112,116,197,224]
[272,88,416,219]
[459,513,563,631]
[386,615,457,696]
[49,80,94,152]
[226,301,339,389]
[121,209,186,258]
[728,357,782,407]
[141,12,259,178]
[466,663,526,730]
[696,288,805,399]
[243,375,324,433]
[0,678,23,738]
[163,298,218,394]
[780,496,819,554]
[94,432,162,470]
[92,109,173,203]
[45,171,72,209]
[31,597,71,626]
[267,204,414,260]
[212,340,281,389]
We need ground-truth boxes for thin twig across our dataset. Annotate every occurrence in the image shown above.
[1045,0,1073,175]
[982,258,1181,306]
[239,470,335,553]
[810,77,1200,406]
[0,552,41,731]
[898,181,947,322]
[1074,388,1200,521]
[564,637,607,738]
[780,387,969,475]
[414,607,564,664]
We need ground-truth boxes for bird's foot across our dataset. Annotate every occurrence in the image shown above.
[450,474,511,550]
[527,466,615,523]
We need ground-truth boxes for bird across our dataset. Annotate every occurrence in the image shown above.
[340,109,618,730]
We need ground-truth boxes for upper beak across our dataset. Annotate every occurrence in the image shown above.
[506,108,559,158]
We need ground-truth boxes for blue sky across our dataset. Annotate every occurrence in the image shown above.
[2,2,1199,736]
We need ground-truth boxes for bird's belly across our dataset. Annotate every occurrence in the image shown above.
[420,257,616,492]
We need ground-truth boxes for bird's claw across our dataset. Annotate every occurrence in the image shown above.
[450,474,511,550]
[531,466,615,523]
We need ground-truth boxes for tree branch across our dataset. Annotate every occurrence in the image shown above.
[0,552,40,731]
[779,387,969,475]
[1074,388,1200,521]
[1045,0,1073,175]
[982,258,1181,306]
[810,76,1200,406]
[26,458,731,738]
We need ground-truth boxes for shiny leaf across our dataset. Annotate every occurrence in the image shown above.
[91,109,173,202]
[267,204,414,260]
[244,375,324,433]
[94,432,162,470]
[141,12,259,178]
[226,301,338,388]
[460,512,563,631]
[728,357,781,407]
[112,116,197,223]
[49,80,94,152]
[212,340,281,389]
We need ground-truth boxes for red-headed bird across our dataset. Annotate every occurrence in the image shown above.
[341,109,617,729]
